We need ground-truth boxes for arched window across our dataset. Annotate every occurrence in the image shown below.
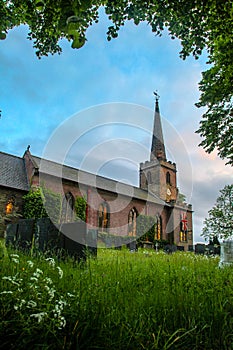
[166,172,171,185]
[180,212,188,242]
[156,216,162,240]
[128,207,138,237]
[5,197,15,215]
[147,171,152,184]
[98,202,110,232]
[61,192,74,223]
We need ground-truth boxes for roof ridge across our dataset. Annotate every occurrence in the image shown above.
[0,151,23,160]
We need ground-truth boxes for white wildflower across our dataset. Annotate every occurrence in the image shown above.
[30,312,47,323]
[27,300,37,308]
[56,266,63,279]
[43,277,53,285]
[33,268,43,278]
[45,257,56,267]
[58,316,66,329]
[10,254,19,258]
[45,285,56,300]
[14,299,26,310]
[30,277,38,282]
[11,258,19,264]
[0,291,13,294]
[27,260,34,268]
[67,292,75,297]
[2,275,21,286]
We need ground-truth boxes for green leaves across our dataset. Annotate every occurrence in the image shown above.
[74,196,87,222]
[23,187,62,223]
[202,184,233,242]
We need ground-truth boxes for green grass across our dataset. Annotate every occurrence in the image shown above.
[1,243,233,349]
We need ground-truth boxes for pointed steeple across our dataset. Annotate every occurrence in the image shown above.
[150,92,166,161]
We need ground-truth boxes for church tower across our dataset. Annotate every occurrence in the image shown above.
[140,94,178,202]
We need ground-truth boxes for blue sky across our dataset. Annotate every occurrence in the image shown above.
[0,9,232,242]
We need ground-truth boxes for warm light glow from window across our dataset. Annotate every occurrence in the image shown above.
[6,201,13,214]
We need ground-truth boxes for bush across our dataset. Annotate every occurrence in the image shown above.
[136,214,156,243]
[23,187,61,223]
[74,196,86,222]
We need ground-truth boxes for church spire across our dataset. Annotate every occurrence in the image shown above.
[150,92,166,161]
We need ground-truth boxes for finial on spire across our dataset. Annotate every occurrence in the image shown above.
[153,91,160,101]
[153,91,160,112]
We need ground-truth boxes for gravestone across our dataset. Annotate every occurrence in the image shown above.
[86,229,98,256]
[105,237,112,248]
[5,223,18,247]
[164,244,177,253]
[177,246,185,251]
[17,219,35,250]
[127,240,137,252]
[36,218,60,252]
[195,243,205,254]
[60,222,87,261]
[141,241,154,249]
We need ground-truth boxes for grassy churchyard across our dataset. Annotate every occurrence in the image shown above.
[1,244,233,349]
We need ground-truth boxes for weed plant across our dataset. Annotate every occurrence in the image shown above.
[1,244,233,349]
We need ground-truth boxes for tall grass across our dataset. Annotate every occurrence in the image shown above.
[1,244,233,349]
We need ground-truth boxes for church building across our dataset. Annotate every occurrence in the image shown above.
[0,97,193,249]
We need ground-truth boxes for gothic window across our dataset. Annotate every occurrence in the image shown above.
[98,202,109,232]
[5,197,15,215]
[128,207,138,236]
[166,172,171,185]
[180,213,188,242]
[147,171,152,184]
[156,216,162,240]
[61,192,74,223]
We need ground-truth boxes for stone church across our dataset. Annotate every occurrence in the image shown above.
[0,97,193,249]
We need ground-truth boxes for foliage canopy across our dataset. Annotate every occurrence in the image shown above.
[0,1,232,163]
[202,184,233,242]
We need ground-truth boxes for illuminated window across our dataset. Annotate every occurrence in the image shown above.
[128,207,138,236]
[98,202,109,232]
[61,192,74,222]
[5,197,15,215]
[156,216,162,240]
[180,212,188,242]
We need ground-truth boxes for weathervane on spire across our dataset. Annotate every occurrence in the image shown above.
[153,91,160,101]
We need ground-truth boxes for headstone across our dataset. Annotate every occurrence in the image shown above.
[105,237,112,248]
[177,246,184,251]
[60,222,96,261]
[36,218,60,252]
[219,241,233,267]
[127,240,137,252]
[141,241,154,249]
[195,243,205,254]
[86,229,98,256]
[164,244,177,253]
[5,223,18,247]
[17,219,35,250]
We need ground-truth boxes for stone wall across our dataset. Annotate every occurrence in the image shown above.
[0,186,27,237]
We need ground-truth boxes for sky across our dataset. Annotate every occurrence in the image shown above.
[0,9,232,243]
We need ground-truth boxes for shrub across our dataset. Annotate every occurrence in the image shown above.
[23,187,61,223]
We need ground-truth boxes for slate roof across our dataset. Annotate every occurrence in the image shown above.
[32,155,167,206]
[0,152,29,191]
